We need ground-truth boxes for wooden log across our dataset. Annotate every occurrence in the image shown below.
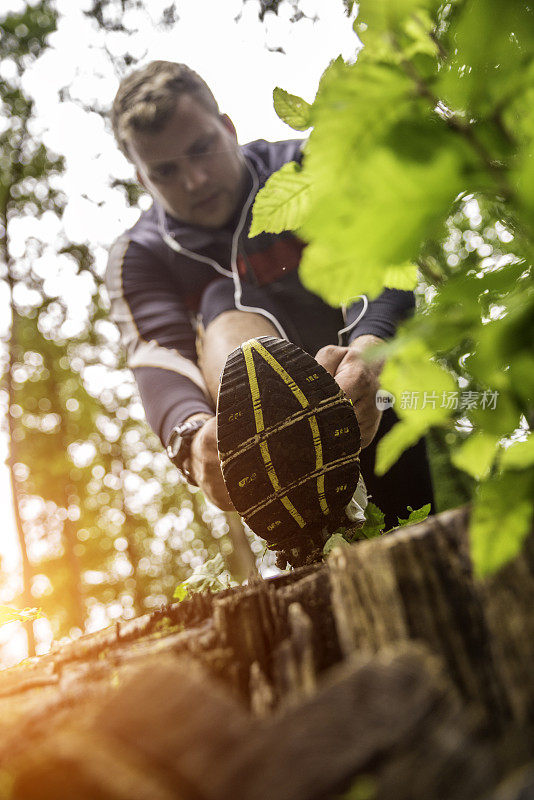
[272,603,317,708]
[271,567,342,674]
[211,644,496,800]
[287,602,317,697]
[3,507,534,800]
[489,761,534,800]
[8,646,494,800]
[328,507,512,727]
[212,584,277,699]
[211,564,339,702]
[10,729,179,800]
[5,654,251,800]
[481,530,534,727]
[94,655,254,800]
[249,661,275,717]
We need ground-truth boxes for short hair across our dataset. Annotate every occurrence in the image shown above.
[111,61,220,160]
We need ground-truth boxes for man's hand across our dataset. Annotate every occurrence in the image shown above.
[315,335,385,448]
[188,416,234,510]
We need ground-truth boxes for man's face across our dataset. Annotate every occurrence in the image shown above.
[128,94,248,228]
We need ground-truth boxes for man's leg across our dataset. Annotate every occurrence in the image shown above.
[199,309,279,403]
[216,333,362,566]
[189,280,285,509]
[199,312,279,580]
[195,279,360,567]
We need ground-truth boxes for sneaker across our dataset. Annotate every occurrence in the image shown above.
[216,336,362,566]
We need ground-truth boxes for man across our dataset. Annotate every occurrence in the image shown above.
[106,61,433,554]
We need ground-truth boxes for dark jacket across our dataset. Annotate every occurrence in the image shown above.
[106,138,414,448]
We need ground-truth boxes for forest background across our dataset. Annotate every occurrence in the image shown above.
[0,0,371,664]
[1,0,531,665]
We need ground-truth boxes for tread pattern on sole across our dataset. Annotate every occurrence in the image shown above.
[217,336,361,556]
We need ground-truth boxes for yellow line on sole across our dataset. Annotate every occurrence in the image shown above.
[248,339,309,409]
[243,340,305,529]
[308,414,329,515]
[247,339,329,515]
[243,342,264,433]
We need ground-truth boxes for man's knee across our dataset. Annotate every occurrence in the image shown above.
[199,278,279,343]
[199,279,236,330]
[196,283,279,402]
[203,309,277,344]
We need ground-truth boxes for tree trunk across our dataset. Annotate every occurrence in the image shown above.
[3,241,36,658]
[328,506,511,727]
[1,105,38,658]
[5,444,36,658]
[48,365,85,633]
[110,444,148,617]
[1,506,534,800]
[120,508,146,616]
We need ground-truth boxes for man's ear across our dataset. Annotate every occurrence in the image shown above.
[220,114,238,140]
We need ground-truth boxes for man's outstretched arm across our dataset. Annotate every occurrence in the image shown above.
[105,236,215,455]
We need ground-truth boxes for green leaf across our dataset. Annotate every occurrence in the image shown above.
[173,583,188,602]
[323,532,351,557]
[357,0,441,33]
[501,437,534,471]
[0,606,26,626]
[437,1,534,117]
[0,606,43,627]
[374,336,457,474]
[359,502,385,538]
[508,353,534,408]
[375,417,426,475]
[468,291,534,414]
[471,471,534,578]
[402,10,440,59]
[383,340,457,419]
[249,161,312,237]
[343,773,376,800]
[273,87,312,131]
[176,554,238,595]
[300,113,470,304]
[451,432,501,480]
[510,88,534,218]
[384,263,419,291]
[397,503,431,526]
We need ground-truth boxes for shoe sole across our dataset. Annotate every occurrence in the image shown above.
[217,337,361,561]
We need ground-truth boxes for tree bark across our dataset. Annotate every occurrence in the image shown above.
[5,441,36,657]
[1,102,38,657]
[2,216,36,658]
[1,506,534,800]
[328,506,512,728]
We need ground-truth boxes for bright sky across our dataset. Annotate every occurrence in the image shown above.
[0,0,359,659]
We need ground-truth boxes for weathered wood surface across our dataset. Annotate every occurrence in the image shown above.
[482,529,534,728]
[3,647,496,800]
[328,506,512,727]
[1,506,534,800]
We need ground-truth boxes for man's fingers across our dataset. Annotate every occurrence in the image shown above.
[335,366,371,403]
[316,342,385,449]
[198,463,233,510]
[204,454,233,507]
[189,419,234,510]
[352,397,382,448]
[205,482,234,510]
[315,344,347,377]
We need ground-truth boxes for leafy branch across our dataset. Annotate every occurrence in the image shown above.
[250,0,534,577]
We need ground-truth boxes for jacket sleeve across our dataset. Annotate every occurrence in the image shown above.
[345,288,415,343]
[105,234,214,447]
